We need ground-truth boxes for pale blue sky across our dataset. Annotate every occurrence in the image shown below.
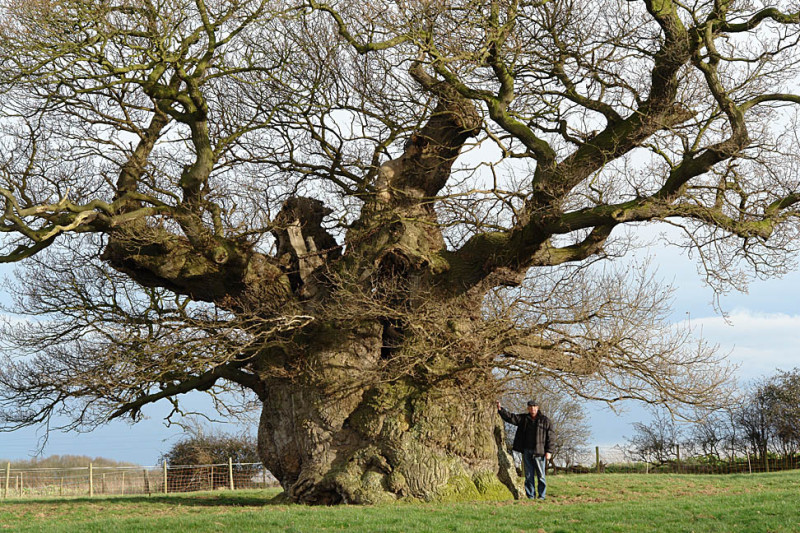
[589,225,800,446]
[2,223,800,465]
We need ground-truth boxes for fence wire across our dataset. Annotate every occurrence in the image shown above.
[3,449,799,499]
[1,462,278,499]
[558,446,800,475]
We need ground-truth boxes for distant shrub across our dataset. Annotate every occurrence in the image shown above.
[1,455,136,469]
[159,427,264,492]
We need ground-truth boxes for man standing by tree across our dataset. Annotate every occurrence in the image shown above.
[497,400,554,500]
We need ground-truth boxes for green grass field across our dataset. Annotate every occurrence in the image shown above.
[1,470,799,532]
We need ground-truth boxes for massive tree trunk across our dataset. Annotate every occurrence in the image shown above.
[255,321,521,504]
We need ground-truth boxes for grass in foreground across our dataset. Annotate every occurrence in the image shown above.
[1,470,799,532]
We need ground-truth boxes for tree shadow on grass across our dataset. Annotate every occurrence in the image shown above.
[0,489,289,508]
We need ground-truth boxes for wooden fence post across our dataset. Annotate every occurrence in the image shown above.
[143,469,151,495]
[228,457,234,491]
[4,462,9,499]
[676,444,681,472]
[89,463,94,497]
[121,471,126,496]
[163,460,168,494]
[595,447,601,473]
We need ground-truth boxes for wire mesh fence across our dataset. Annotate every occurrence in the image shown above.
[1,461,278,499]
[3,448,799,499]
[555,445,800,475]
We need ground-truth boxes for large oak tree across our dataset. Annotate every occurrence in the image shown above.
[0,0,798,503]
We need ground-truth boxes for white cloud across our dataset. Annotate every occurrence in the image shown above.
[690,310,800,380]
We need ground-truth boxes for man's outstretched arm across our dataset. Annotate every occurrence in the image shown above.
[496,401,522,426]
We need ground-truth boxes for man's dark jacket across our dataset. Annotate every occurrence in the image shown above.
[498,407,555,456]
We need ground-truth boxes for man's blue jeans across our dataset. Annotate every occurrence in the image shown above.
[522,450,546,499]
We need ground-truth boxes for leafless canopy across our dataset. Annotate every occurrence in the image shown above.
[1,0,799,431]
